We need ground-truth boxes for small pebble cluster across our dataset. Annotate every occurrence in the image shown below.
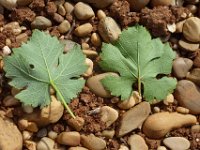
[0,0,200,150]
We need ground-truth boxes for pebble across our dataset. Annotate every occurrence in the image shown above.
[100,106,119,127]
[176,106,190,114]
[153,107,161,113]
[0,0,17,10]
[68,147,88,150]
[98,17,121,43]
[101,130,115,139]
[191,124,200,133]
[157,146,167,150]
[0,116,22,150]
[143,112,197,139]
[48,130,58,140]
[53,13,64,23]
[2,46,11,55]
[37,137,55,150]
[167,23,176,33]
[178,39,199,52]
[74,2,94,20]
[22,105,34,114]
[58,20,71,34]
[82,50,98,58]
[18,119,28,130]
[26,121,38,132]
[17,0,33,6]
[83,58,93,77]
[119,145,129,150]
[74,0,114,8]
[118,91,141,109]
[163,94,174,105]
[16,33,29,43]
[24,140,37,150]
[81,134,106,150]
[176,20,186,33]
[64,2,74,14]
[22,96,64,126]
[127,0,150,11]
[67,116,85,131]
[186,68,200,85]
[86,73,118,98]
[37,128,47,138]
[172,57,193,79]
[174,80,200,114]
[57,131,80,146]
[128,134,148,150]
[74,23,93,37]
[4,21,22,35]
[3,95,20,106]
[91,33,102,47]
[118,102,151,137]
[81,43,90,49]
[151,0,175,7]
[22,131,32,140]
[163,137,190,150]
[186,4,198,14]
[183,17,200,42]
[97,10,106,20]
[31,16,52,30]
[58,4,66,16]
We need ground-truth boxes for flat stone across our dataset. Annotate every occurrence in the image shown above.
[127,0,150,11]
[100,106,119,127]
[68,147,88,150]
[31,16,52,30]
[74,23,93,37]
[163,137,190,150]
[183,17,200,42]
[178,39,199,52]
[172,57,193,79]
[98,17,121,43]
[0,116,23,150]
[143,112,197,139]
[174,80,200,114]
[74,2,94,20]
[58,20,71,33]
[128,134,148,150]
[57,131,80,146]
[0,0,17,10]
[22,96,64,126]
[37,137,55,150]
[118,102,151,137]
[81,134,106,150]
[186,68,200,85]
[86,73,118,98]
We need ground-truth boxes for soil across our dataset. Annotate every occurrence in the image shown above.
[0,0,200,150]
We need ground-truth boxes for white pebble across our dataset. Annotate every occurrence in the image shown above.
[3,46,11,55]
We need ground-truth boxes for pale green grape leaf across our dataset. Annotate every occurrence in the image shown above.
[142,77,177,101]
[3,30,87,108]
[99,25,177,101]
[101,75,135,100]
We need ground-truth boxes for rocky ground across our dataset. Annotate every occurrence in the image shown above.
[0,0,200,150]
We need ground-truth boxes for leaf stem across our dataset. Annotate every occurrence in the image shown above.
[50,80,76,119]
[138,78,141,96]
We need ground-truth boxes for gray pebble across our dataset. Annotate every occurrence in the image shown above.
[31,16,52,29]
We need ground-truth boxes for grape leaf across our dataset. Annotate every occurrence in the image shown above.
[3,30,87,111]
[99,25,177,101]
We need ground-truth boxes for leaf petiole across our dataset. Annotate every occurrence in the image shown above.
[50,80,76,119]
